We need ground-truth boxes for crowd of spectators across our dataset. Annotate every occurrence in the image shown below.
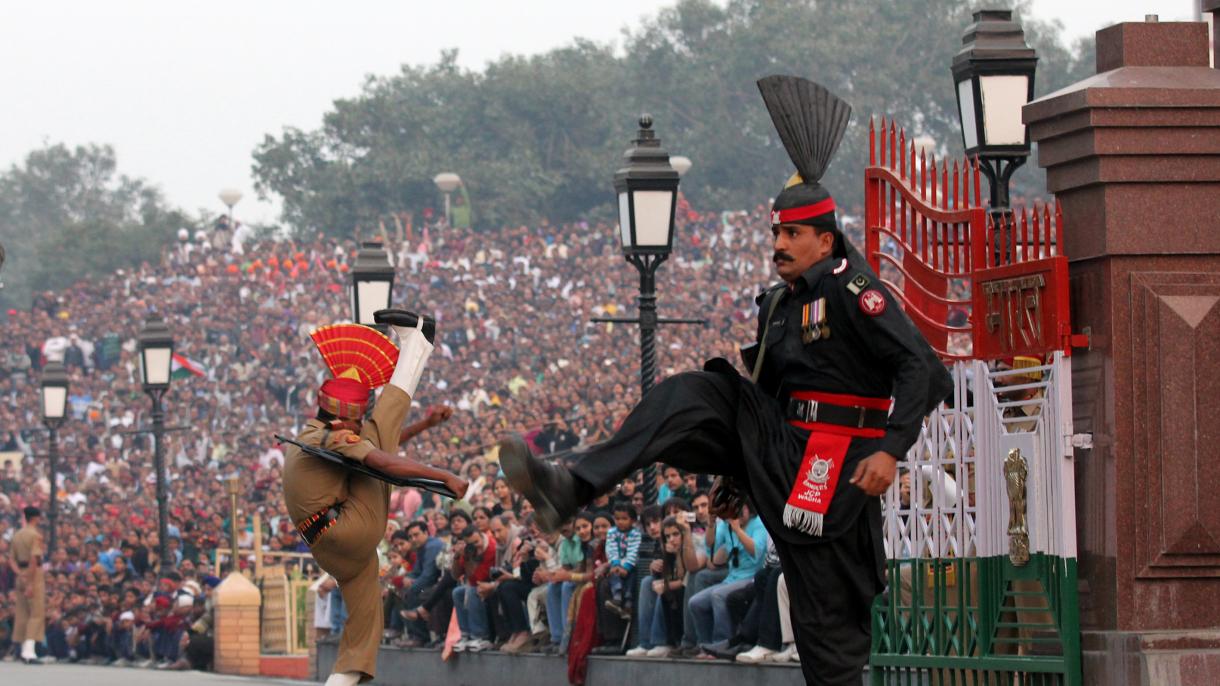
[0,202,870,671]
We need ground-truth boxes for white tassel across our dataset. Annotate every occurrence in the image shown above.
[783,504,824,537]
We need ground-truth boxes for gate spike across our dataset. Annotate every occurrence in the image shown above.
[962,158,971,210]
[899,128,907,180]
[969,157,979,206]
[941,162,949,210]
[889,122,897,172]
[1044,202,1054,256]
[1020,205,1030,262]
[869,118,876,166]
[909,140,916,185]
[952,160,960,210]
[879,116,887,167]
[930,157,938,208]
[1031,201,1041,258]
[920,149,927,200]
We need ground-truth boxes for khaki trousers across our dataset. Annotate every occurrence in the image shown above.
[312,385,410,681]
[14,570,46,643]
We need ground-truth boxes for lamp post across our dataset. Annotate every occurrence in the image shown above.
[138,316,174,572]
[593,116,703,505]
[349,241,396,329]
[225,476,242,575]
[218,188,243,224]
[951,8,1038,263]
[40,361,69,556]
[433,173,462,226]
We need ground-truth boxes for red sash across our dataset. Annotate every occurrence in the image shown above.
[784,391,890,536]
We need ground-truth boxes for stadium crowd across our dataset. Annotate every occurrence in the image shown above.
[0,202,869,671]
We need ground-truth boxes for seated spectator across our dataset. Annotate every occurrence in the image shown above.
[657,466,693,505]
[450,524,496,652]
[542,515,592,654]
[689,503,769,658]
[626,512,684,657]
[526,519,561,650]
[489,514,540,653]
[395,521,443,647]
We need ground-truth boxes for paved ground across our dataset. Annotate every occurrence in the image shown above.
[0,661,310,685]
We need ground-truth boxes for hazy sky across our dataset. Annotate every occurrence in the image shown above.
[0,0,1202,226]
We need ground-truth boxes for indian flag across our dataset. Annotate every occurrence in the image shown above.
[171,353,207,380]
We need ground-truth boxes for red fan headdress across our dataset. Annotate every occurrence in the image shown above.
[310,324,399,419]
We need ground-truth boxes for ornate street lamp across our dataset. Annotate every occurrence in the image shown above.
[595,116,702,505]
[40,361,69,556]
[349,241,396,328]
[952,8,1038,258]
[138,316,174,571]
[433,172,462,226]
[218,188,243,223]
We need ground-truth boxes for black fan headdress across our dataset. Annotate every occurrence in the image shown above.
[757,75,852,235]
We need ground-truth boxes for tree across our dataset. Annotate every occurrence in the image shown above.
[0,143,190,309]
[252,0,1094,236]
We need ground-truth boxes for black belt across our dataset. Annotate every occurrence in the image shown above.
[786,398,888,430]
[297,505,341,546]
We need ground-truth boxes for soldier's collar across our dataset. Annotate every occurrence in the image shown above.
[795,256,842,292]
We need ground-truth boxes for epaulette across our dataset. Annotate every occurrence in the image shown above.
[755,283,785,306]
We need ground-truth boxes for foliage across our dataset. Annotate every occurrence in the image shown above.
[253,0,1093,237]
[0,143,191,309]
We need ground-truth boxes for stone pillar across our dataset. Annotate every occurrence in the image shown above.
[214,571,262,676]
[1024,17,1220,686]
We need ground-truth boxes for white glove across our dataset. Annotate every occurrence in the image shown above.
[388,316,433,398]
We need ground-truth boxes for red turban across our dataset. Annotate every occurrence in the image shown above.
[318,377,370,420]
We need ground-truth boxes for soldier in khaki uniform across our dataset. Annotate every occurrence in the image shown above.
[11,506,46,664]
[283,311,467,686]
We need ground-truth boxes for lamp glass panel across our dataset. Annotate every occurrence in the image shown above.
[42,386,67,420]
[632,190,673,247]
[142,347,172,386]
[617,192,632,248]
[356,280,391,325]
[980,74,1028,145]
[957,80,979,150]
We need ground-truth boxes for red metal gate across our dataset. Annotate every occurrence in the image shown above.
[863,118,1080,361]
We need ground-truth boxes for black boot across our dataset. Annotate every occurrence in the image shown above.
[499,435,585,532]
[373,309,436,344]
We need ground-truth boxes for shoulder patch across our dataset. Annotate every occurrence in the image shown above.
[859,289,887,316]
[846,273,871,295]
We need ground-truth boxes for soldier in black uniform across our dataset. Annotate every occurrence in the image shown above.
[501,75,952,686]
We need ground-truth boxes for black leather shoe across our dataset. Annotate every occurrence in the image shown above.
[499,434,582,532]
[373,309,436,344]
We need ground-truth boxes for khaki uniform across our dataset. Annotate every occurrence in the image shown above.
[283,384,410,682]
[12,524,46,644]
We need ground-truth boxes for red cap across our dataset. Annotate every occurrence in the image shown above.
[318,377,370,420]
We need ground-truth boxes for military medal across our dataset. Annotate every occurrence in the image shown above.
[801,297,829,343]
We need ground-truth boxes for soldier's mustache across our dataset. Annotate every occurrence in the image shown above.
[773,251,795,263]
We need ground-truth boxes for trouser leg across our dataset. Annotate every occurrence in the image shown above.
[775,510,883,686]
[328,556,382,678]
[682,567,727,647]
[559,582,576,650]
[688,584,716,645]
[756,567,784,650]
[777,573,794,644]
[527,585,548,635]
[634,576,657,648]
[570,372,746,495]
[546,582,565,644]
[497,579,532,634]
[710,579,752,643]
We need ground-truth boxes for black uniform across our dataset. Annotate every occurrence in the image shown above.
[567,246,951,685]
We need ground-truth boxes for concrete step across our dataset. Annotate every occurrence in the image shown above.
[317,641,813,686]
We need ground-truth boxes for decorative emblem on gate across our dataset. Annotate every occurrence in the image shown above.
[1004,448,1030,567]
[982,274,1045,352]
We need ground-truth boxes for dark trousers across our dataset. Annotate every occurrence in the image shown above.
[736,566,784,650]
[569,370,885,686]
[492,579,533,637]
